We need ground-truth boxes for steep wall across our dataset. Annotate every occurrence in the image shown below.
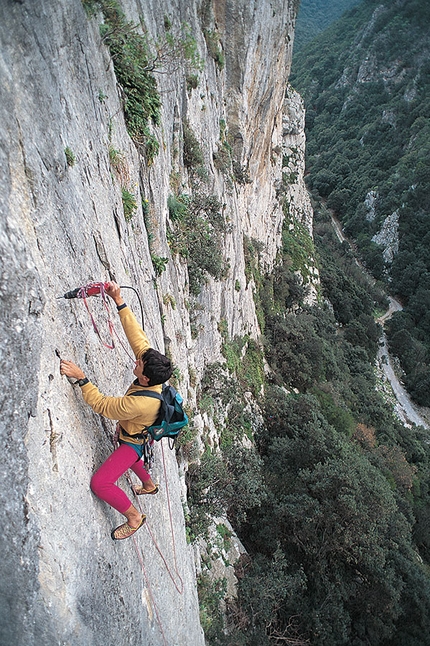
[0,0,305,644]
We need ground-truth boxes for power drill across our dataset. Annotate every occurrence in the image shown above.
[59,282,110,299]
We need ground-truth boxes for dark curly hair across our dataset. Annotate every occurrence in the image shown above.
[142,348,173,386]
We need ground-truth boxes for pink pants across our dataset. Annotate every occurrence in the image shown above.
[90,443,151,514]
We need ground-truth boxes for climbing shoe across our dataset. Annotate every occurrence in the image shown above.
[132,483,159,496]
[111,514,146,541]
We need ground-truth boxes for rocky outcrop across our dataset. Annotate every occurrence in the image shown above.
[0,0,307,644]
[282,84,319,302]
[372,209,399,264]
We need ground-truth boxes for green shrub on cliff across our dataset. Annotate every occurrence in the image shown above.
[84,1,203,164]
[97,0,161,161]
[64,146,76,167]
[121,187,137,221]
[167,190,227,295]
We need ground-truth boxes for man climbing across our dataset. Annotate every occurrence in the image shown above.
[60,282,173,540]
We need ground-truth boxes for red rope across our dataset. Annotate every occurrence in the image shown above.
[125,464,184,594]
[131,536,169,646]
[78,282,141,364]
[161,440,184,592]
[79,283,115,350]
[84,284,185,635]
[111,323,136,363]
[71,282,184,641]
[121,453,184,646]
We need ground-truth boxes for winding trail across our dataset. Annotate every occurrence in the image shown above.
[376,296,402,324]
[330,214,429,429]
[377,299,429,429]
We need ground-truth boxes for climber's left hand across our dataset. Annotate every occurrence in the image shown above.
[60,359,86,381]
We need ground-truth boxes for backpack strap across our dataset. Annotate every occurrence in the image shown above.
[121,391,164,439]
[128,387,184,444]
[129,390,163,401]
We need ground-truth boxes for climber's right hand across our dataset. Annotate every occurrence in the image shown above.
[106,282,124,307]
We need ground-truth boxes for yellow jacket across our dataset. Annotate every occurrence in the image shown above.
[80,305,162,445]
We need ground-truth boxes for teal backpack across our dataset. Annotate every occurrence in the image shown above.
[130,384,188,445]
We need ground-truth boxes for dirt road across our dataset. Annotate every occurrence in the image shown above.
[377,300,429,428]
[330,214,429,429]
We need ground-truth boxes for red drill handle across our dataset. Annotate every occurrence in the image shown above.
[62,282,110,299]
[84,282,110,296]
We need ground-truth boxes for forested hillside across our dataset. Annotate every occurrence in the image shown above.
[188,118,430,643]
[293,0,363,51]
[193,201,430,645]
[188,2,430,643]
[291,0,430,406]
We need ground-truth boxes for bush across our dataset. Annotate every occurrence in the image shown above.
[186,74,199,92]
[167,190,227,295]
[203,29,224,70]
[168,194,189,220]
[64,147,76,166]
[98,0,161,155]
[121,188,137,221]
[182,120,205,169]
[151,254,168,276]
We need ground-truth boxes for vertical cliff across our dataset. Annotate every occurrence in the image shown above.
[0,0,307,643]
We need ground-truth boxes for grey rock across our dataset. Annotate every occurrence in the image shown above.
[372,210,399,264]
[0,0,309,643]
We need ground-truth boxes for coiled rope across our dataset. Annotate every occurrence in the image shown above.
[76,282,147,362]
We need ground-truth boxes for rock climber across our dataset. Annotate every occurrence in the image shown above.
[59,282,173,540]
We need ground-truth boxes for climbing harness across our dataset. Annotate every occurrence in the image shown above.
[118,423,155,471]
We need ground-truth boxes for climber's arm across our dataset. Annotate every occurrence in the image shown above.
[105,282,150,359]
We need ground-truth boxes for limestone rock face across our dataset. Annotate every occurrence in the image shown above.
[0,0,308,643]
[282,84,318,302]
[282,85,314,234]
[372,210,400,264]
